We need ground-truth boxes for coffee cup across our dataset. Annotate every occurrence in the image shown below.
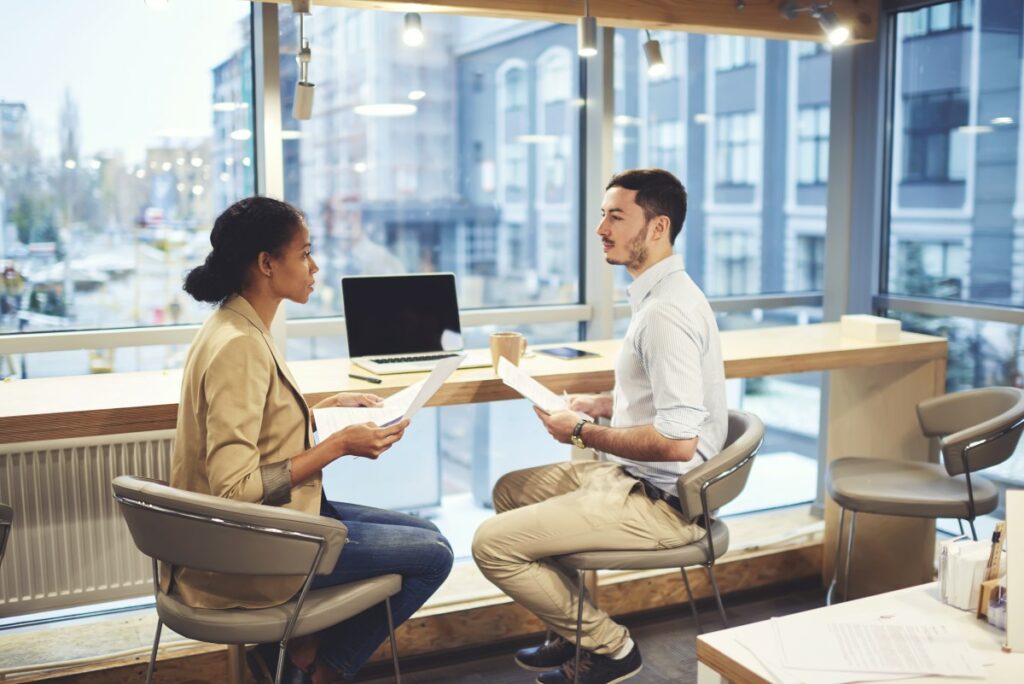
[490,331,528,369]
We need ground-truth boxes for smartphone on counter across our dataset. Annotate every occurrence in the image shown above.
[537,346,599,360]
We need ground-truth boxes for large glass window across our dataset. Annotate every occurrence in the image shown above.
[277,8,581,320]
[0,1,254,375]
[797,105,829,185]
[887,0,1019,306]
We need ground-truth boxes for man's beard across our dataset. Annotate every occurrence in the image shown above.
[605,225,649,269]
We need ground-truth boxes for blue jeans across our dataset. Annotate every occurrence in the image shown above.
[309,498,453,678]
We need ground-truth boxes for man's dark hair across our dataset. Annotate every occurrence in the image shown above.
[605,168,687,245]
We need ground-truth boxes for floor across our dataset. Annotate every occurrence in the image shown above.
[355,582,825,683]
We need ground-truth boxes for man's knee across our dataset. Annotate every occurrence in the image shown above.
[491,471,520,513]
[471,516,509,572]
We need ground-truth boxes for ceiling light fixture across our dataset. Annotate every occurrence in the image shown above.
[643,30,667,77]
[403,13,424,47]
[292,1,315,120]
[577,0,597,57]
[779,0,850,46]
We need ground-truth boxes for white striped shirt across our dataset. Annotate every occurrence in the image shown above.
[604,255,728,494]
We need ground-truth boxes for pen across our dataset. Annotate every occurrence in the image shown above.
[349,373,382,384]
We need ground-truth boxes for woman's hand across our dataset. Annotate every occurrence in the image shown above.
[314,392,383,409]
[332,418,410,459]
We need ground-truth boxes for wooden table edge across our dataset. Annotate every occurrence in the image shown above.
[696,636,774,684]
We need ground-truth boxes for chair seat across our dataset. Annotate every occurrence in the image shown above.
[553,519,729,571]
[157,573,402,644]
[827,457,999,519]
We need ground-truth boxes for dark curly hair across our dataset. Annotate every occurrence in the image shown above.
[183,197,304,304]
[606,168,688,245]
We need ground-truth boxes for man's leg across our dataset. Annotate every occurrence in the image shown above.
[474,463,702,656]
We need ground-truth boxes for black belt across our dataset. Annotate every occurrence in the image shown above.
[629,471,707,529]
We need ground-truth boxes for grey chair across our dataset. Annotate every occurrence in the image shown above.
[826,386,1024,604]
[112,475,403,684]
[553,410,764,683]
[0,503,12,569]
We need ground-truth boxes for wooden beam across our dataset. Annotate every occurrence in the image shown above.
[263,0,878,44]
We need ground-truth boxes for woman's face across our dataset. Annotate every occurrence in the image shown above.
[270,223,319,304]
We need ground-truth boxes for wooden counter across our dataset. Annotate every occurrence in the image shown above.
[0,323,945,446]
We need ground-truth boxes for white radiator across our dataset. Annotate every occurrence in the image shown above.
[0,431,174,618]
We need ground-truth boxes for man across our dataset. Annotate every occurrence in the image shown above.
[472,168,727,684]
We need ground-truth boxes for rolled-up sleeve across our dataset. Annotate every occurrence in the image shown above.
[203,334,272,503]
[637,303,710,440]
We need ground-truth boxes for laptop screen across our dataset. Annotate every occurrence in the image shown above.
[342,273,463,357]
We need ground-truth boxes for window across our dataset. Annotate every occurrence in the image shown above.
[795,235,825,291]
[714,35,753,71]
[903,0,974,38]
[0,0,254,377]
[893,240,966,299]
[797,105,829,185]
[715,112,759,186]
[709,229,758,296]
[902,91,968,183]
[795,41,827,58]
[278,10,581,314]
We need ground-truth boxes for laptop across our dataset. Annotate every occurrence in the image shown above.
[343,273,492,375]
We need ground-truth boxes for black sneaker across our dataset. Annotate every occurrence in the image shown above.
[536,643,643,684]
[515,635,577,672]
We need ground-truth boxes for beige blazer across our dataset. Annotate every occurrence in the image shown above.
[166,295,323,609]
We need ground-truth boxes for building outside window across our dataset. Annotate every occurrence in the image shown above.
[709,229,758,296]
[797,105,829,185]
[902,90,968,183]
[714,35,753,71]
[715,111,759,186]
[903,0,974,39]
[795,234,825,291]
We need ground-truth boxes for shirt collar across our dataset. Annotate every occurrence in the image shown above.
[626,254,685,310]
[222,294,272,336]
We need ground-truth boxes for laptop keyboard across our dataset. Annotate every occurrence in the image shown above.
[371,353,460,364]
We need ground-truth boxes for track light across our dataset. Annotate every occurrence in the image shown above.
[403,13,424,47]
[292,3,314,120]
[577,0,597,57]
[779,0,850,46]
[643,30,666,77]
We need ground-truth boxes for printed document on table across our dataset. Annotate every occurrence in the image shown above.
[314,355,464,439]
[497,357,570,414]
[773,617,986,677]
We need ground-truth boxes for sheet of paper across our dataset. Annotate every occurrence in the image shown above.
[497,357,569,414]
[773,616,986,677]
[314,354,464,438]
[735,623,914,684]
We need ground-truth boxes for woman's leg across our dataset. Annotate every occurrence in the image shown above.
[311,502,454,678]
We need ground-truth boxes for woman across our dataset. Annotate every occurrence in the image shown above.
[172,197,453,683]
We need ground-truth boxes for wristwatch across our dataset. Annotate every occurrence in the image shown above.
[570,419,589,449]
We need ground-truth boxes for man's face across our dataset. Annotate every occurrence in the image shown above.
[596,186,653,271]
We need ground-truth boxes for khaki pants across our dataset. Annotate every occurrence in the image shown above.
[471,461,704,655]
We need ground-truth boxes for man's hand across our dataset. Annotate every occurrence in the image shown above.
[314,392,383,409]
[533,406,583,445]
[566,393,612,420]
[333,418,410,459]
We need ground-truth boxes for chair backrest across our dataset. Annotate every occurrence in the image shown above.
[676,410,764,522]
[112,475,347,577]
[0,503,12,568]
[916,386,1024,476]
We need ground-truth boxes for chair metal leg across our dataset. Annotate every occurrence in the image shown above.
[705,563,728,629]
[843,511,858,602]
[146,618,163,684]
[957,518,965,536]
[385,597,402,683]
[574,570,586,684]
[826,507,846,606]
[274,641,287,684]
[680,567,703,634]
[967,518,978,541]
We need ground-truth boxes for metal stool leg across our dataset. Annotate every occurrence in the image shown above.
[842,511,858,602]
[957,519,966,536]
[680,567,703,634]
[146,618,163,684]
[826,507,846,606]
[967,518,978,541]
[274,641,288,684]
[574,570,586,684]
[705,563,728,629]
[385,597,402,683]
